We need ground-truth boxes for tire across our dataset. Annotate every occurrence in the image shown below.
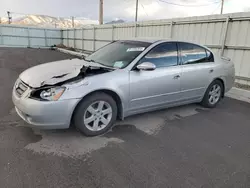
[73,92,117,136]
[201,80,223,108]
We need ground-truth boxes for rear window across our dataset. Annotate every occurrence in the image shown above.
[178,42,214,65]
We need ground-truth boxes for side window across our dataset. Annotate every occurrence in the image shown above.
[140,42,178,68]
[178,42,213,65]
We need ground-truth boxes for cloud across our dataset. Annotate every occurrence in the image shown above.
[123,0,220,20]
[0,0,250,22]
[125,1,161,18]
[224,0,250,13]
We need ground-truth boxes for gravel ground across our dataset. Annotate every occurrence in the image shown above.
[1,47,250,188]
[235,82,250,91]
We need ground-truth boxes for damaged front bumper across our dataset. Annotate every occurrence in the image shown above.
[12,82,81,129]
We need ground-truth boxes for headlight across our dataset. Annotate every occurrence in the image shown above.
[39,87,66,101]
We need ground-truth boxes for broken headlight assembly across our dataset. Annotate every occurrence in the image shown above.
[31,87,66,101]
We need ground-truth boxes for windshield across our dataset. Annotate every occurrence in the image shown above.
[85,41,151,69]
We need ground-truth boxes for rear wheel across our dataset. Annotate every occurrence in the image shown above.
[73,92,117,136]
[201,80,223,108]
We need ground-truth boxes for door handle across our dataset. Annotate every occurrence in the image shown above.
[173,75,180,79]
[209,69,214,73]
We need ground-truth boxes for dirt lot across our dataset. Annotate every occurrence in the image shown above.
[1,47,250,188]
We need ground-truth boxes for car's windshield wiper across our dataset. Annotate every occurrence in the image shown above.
[83,57,114,69]
[95,61,114,68]
[82,56,93,62]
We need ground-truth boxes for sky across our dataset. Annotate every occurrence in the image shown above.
[1,0,250,22]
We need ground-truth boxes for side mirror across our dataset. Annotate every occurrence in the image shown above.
[136,62,156,71]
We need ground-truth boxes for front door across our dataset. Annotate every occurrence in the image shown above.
[129,42,181,113]
[177,42,217,101]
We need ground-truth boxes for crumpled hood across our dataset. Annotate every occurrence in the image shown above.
[19,58,103,88]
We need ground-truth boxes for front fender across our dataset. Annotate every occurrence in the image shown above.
[59,73,130,117]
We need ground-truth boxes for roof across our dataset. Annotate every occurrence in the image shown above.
[124,38,212,51]
[126,37,169,43]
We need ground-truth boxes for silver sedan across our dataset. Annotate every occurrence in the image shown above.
[12,39,235,136]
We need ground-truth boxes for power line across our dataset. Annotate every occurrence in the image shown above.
[9,11,49,17]
[140,3,149,16]
[9,11,70,19]
[8,11,98,22]
[211,3,221,14]
[158,0,220,7]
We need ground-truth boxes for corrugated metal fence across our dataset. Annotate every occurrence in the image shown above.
[1,13,250,84]
[62,12,250,85]
[0,24,61,48]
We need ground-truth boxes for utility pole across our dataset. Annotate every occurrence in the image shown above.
[220,0,224,14]
[7,11,12,24]
[71,16,75,28]
[135,0,139,22]
[99,0,103,24]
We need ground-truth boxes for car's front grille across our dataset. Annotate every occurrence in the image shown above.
[15,80,28,97]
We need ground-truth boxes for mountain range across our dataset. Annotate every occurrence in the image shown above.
[0,15,99,28]
[0,15,126,28]
[105,19,125,24]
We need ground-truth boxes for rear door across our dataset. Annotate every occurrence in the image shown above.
[177,42,216,101]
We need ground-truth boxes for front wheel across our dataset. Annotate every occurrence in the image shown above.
[73,92,117,136]
[201,80,223,108]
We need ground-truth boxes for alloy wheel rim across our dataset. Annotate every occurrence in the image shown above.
[208,84,221,105]
[84,101,112,131]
